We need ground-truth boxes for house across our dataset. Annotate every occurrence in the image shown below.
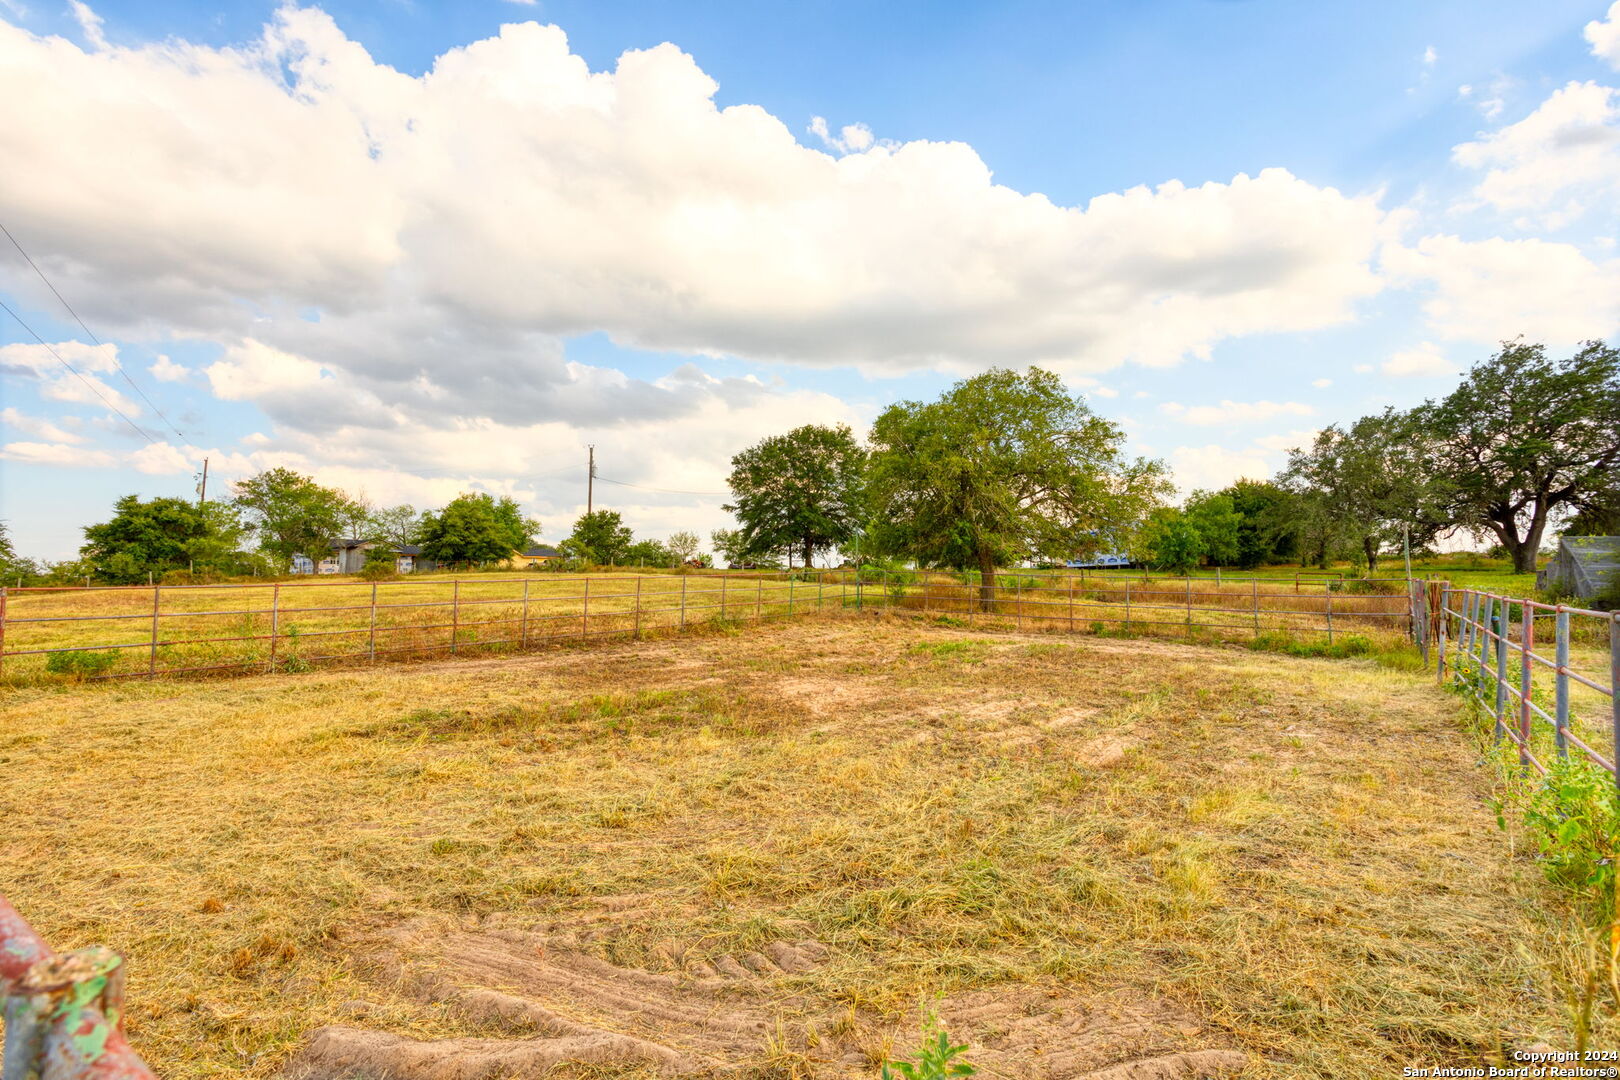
[508,544,563,568]
[1065,553,1132,569]
[1537,536,1620,601]
[290,540,434,575]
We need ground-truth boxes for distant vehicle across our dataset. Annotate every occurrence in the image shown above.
[1065,553,1132,569]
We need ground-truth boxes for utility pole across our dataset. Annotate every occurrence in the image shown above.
[198,457,209,509]
[587,444,595,515]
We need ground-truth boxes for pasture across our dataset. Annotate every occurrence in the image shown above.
[0,569,1416,682]
[0,615,1607,1078]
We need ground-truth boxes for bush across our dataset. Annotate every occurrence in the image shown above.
[360,560,397,581]
[45,649,120,678]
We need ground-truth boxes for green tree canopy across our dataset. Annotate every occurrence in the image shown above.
[1135,508,1207,574]
[666,530,702,564]
[1420,340,1620,572]
[1280,409,1441,573]
[866,367,1170,607]
[1217,479,1300,568]
[1182,491,1242,566]
[232,468,359,565]
[80,495,237,583]
[725,423,866,569]
[368,504,422,547]
[710,527,748,568]
[561,510,633,565]
[417,493,539,565]
[624,538,672,567]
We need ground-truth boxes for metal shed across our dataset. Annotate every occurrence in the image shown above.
[1537,535,1620,600]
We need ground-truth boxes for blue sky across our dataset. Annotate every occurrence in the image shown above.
[3,0,1620,559]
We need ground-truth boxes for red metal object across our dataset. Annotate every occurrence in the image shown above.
[0,896,157,1079]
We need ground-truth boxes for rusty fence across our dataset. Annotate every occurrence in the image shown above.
[0,570,1415,682]
[1430,583,1620,794]
[0,896,156,1080]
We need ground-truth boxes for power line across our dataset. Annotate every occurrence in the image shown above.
[595,475,728,497]
[0,296,157,443]
[0,220,186,440]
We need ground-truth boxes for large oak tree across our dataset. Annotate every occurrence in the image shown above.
[866,367,1169,608]
[1421,340,1620,572]
[725,423,867,570]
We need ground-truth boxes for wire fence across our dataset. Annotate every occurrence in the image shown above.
[1426,582,1619,793]
[0,569,1415,682]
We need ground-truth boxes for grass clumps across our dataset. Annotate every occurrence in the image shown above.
[43,648,120,678]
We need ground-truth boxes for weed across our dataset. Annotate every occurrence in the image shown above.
[1521,757,1619,918]
[882,1027,975,1080]
[43,649,120,678]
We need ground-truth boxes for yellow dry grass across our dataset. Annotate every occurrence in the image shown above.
[0,615,1609,1078]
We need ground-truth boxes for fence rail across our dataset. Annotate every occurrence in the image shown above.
[0,895,156,1080]
[0,569,1414,683]
[1430,583,1619,793]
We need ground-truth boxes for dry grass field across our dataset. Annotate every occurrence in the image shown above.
[0,614,1609,1078]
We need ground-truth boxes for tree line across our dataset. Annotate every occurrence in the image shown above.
[3,339,1614,588]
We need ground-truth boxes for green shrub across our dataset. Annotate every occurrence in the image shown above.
[360,559,397,581]
[883,1029,975,1080]
[45,649,120,678]
[1520,757,1619,916]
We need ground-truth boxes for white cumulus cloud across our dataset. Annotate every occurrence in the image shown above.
[1588,2,1620,69]
[1159,399,1315,426]
[1381,341,1455,377]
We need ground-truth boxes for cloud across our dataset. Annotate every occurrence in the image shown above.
[1251,428,1318,453]
[0,440,118,468]
[1166,443,1274,493]
[1384,234,1620,342]
[147,354,189,381]
[1159,399,1314,426]
[0,407,87,444]
[1381,341,1455,377]
[1423,45,1437,66]
[67,0,107,50]
[807,116,876,154]
[1310,377,1331,387]
[1588,2,1620,69]
[1452,81,1620,226]
[0,7,1388,387]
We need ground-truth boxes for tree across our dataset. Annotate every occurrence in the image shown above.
[1182,491,1242,566]
[710,528,749,568]
[233,468,358,566]
[667,530,702,564]
[417,493,539,566]
[562,510,633,565]
[625,539,671,567]
[1280,409,1440,573]
[866,367,1170,608]
[369,504,422,547]
[1422,340,1620,572]
[1135,508,1206,574]
[725,424,866,570]
[1563,483,1620,537]
[80,495,218,583]
[1218,479,1300,568]
[0,521,42,583]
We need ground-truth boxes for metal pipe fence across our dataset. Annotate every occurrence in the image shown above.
[0,895,156,1080]
[0,569,1414,683]
[1430,582,1619,794]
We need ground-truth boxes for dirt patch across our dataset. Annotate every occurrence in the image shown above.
[289,916,1245,1079]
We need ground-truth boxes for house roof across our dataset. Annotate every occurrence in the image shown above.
[521,545,561,558]
[395,545,422,556]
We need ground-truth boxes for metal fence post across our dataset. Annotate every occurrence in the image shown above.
[1553,607,1569,759]
[148,585,160,678]
[635,576,643,639]
[679,574,687,631]
[0,584,7,678]
[755,577,763,622]
[788,575,795,618]
[1125,581,1132,633]
[521,578,531,649]
[1445,586,1458,680]
[1325,590,1334,644]
[1184,577,1192,637]
[1015,577,1023,631]
[1494,601,1508,743]
[369,582,378,661]
[1251,578,1259,635]
[582,578,590,639]
[721,574,728,620]
[1610,613,1620,799]
[269,583,280,672]
[1519,601,1533,774]
[1068,579,1075,631]
[451,579,461,654]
